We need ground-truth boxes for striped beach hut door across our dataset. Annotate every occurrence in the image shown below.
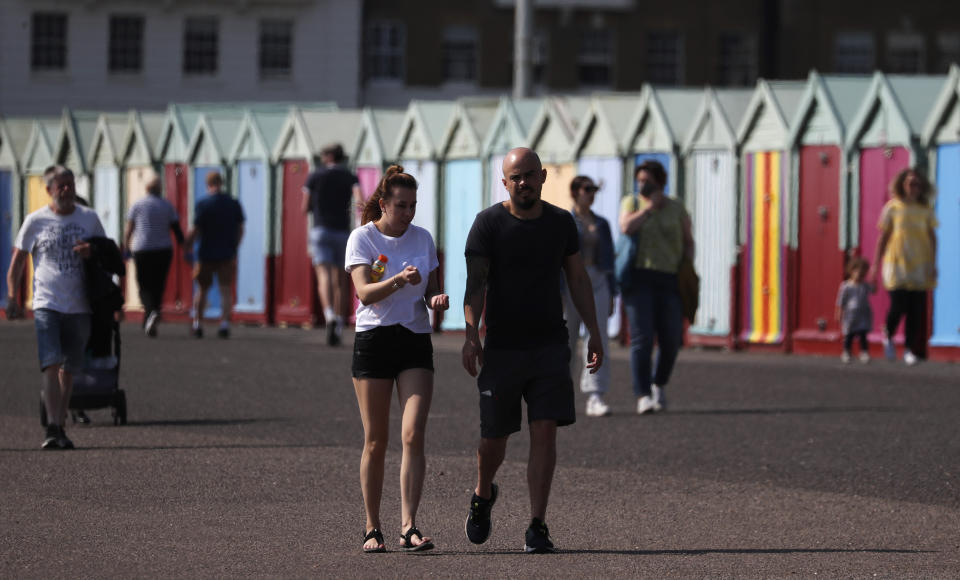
[690,151,735,337]
[740,151,786,344]
[932,143,960,347]
[235,160,266,315]
[858,147,909,342]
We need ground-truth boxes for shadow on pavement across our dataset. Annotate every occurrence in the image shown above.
[418,547,934,556]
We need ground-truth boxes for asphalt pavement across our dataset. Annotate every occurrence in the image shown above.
[2,320,959,578]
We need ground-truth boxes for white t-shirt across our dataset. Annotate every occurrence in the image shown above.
[345,222,439,334]
[15,205,106,313]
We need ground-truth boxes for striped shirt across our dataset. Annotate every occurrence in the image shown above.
[127,195,179,252]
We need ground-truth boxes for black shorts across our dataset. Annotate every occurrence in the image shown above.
[477,343,575,438]
[352,325,434,379]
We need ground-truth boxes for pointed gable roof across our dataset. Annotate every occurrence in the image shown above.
[186,109,246,166]
[392,100,457,161]
[229,109,290,161]
[526,95,591,164]
[440,98,500,160]
[352,107,405,168]
[683,87,753,152]
[87,113,130,168]
[571,92,642,158]
[845,71,947,150]
[736,79,807,151]
[121,110,166,166]
[623,86,703,154]
[787,71,873,147]
[0,117,34,172]
[21,116,61,174]
[922,64,960,147]
[482,96,543,156]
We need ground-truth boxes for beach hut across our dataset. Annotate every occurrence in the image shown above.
[845,72,947,357]
[922,64,960,359]
[681,87,753,346]
[734,80,806,351]
[437,98,499,330]
[569,93,643,339]
[87,113,129,243]
[270,105,356,326]
[59,109,99,204]
[18,116,61,311]
[352,107,405,215]
[784,72,872,354]
[527,96,591,209]
[393,101,456,245]
[483,97,543,207]
[228,109,289,325]
[0,117,32,313]
[622,86,704,198]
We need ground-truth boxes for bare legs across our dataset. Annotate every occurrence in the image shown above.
[41,364,73,426]
[316,264,350,322]
[354,368,434,550]
[476,419,557,521]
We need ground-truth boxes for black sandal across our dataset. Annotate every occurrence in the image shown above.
[399,526,434,552]
[363,528,386,553]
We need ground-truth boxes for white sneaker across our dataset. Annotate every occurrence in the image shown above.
[637,395,657,415]
[840,351,851,364]
[858,352,870,364]
[585,395,610,417]
[651,384,666,412]
[883,333,896,361]
[903,351,918,366]
[144,311,159,337]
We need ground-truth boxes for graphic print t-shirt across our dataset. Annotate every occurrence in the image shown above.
[15,205,106,313]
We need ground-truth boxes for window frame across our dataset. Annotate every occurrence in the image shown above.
[30,12,69,72]
[834,31,876,74]
[717,32,757,87]
[259,18,294,80]
[108,14,145,75]
[364,20,405,83]
[646,30,684,86]
[182,16,220,77]
[577,27,614,88]
[442,26,479,84]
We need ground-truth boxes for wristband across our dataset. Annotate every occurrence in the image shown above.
[392,278,402,290]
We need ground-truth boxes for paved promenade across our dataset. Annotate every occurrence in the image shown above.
[2,321,958,577]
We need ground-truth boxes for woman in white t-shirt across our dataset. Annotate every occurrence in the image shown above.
[345,165,449,553]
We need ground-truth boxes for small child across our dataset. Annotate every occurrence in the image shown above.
[836,257,874,363]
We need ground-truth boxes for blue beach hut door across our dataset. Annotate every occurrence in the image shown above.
[442,159,483,330]
[236,160,266,316]
[932,143,960,347]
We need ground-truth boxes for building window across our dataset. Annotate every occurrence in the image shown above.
[259,19,293,78]
[31,13,68,71]
[936,33,960,73]
[183,17,219,75]
[109,15,144,73]
[578,28,613,86]
[365,21,404,81]
[834,32,875,73]
[443,27,478,82]
[887,33,925,73]
[717,33,757,86]
[647,31,683,85]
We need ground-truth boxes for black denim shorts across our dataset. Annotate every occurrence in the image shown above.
[476,343,575,438]
[352,324,434,379]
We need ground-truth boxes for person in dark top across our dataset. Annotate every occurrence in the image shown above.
[461,147,604,554]
[184,172,245,339]
[302,143,362,346]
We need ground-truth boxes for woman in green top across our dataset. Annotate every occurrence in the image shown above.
[619,160,694,415]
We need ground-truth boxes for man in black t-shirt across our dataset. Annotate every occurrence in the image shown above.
[462,147,604,554]
[301,144,361,346]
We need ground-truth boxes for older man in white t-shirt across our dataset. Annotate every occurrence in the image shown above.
[5,166,106,450]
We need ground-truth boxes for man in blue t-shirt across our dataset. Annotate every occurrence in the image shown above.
[184,172,245,339]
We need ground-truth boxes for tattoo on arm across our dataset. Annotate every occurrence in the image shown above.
[464,256,490,301]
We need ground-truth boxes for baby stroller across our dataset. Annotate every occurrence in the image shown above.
[39,237,127,426]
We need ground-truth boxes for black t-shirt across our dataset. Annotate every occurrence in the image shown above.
[305,165,359,231]
[464,201,580,349]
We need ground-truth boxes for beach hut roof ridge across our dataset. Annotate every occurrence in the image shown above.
[921,64,960,146]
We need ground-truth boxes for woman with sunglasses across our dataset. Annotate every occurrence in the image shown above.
[563,176,616,416]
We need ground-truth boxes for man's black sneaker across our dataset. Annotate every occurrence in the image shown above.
[524,518,555,553]
[41,425,60,450]
[465,482,498,544]
[56,426,75,450]
[217,327,230,339]
[192,326,203,339]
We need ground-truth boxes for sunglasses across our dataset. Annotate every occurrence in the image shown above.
[582,186,599,193]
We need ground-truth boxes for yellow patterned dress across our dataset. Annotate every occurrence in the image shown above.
[877,198,938,291]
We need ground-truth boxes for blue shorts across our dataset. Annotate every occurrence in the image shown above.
[34,309,90,373]
[309,226,349,267]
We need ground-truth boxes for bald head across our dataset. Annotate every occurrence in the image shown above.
[501,147,542,178]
